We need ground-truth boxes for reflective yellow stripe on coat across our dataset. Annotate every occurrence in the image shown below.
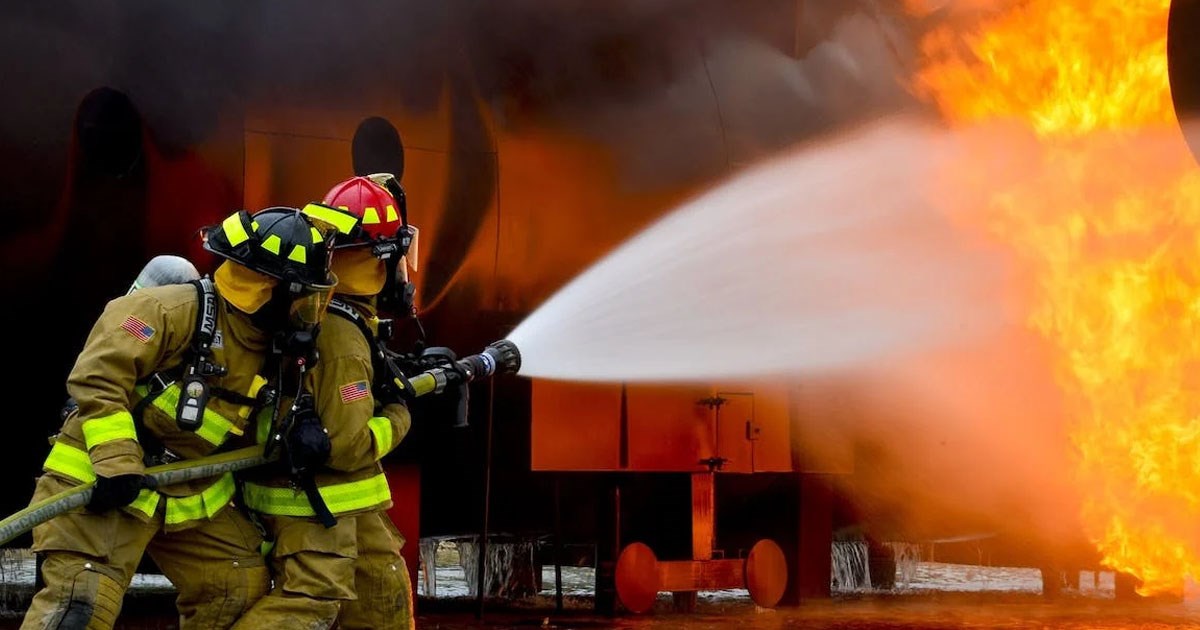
[81,411,138,449]
[164,473,237,525]
[44,442,160,518]
[367,416,393,460]
[242,474,391,517]
[135,384,244,446]
[44,441,96,484]
[129,489,161,517]
[43,442,233,522]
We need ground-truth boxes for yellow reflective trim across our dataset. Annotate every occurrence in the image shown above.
[165,473,236,525]
[222,214,250,246]
[260,234,281,255]
[368,416,394,460]
[251,220,260,231]
[44,443,159,517]
[301,203,358,235]
[310,227,323,244]
[81,412,138,450]
[256,408,272,445]
[362,207,380,225]
[385,204,398,223]
[128,489,160,518]
[287,245,307,264]
[242,473,391,517]
[43,441,96,484]
[142,383,243,445]
[241,375,268,420]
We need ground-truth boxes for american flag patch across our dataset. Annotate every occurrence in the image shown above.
[120,315,156,343]
[339,380,370,404]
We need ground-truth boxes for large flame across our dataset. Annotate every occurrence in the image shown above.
[912,0,1200,594]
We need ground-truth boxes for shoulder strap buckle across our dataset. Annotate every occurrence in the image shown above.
[175,278,226,433]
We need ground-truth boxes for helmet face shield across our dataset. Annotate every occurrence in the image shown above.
[288,282,336,332]
[400,224,418,272]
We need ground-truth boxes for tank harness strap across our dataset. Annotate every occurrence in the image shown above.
[327,298,378,345]
[328,298,385,385]
[174,278,224,432]
[131,279,234,463]
[326,298,412,403]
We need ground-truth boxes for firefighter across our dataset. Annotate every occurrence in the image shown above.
[234,176,416,630]
[21,206,343,630]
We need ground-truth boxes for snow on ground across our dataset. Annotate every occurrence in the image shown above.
[417,562,1073,600]
[0,547,1123,605]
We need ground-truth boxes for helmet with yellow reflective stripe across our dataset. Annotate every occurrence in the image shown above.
[320,175,403,246]
[201,206,340,291]
[318,174,416,266]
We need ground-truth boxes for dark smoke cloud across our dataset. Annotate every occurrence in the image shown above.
[457,0,925,186]
[1,0,924,193]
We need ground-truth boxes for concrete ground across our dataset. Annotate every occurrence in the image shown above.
[2,547,1195,629]
[2,593,1198,629]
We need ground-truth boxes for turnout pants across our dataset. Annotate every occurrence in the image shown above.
[20,474,269,630]
[232,510,413,630]
[340,511,413,630]
[230,514,357,630]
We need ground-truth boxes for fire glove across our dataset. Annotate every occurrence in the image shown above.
[282,394,330,475]
[87,473,157,513]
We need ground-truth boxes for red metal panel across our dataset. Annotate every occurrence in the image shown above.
[750,384,797,473]
[243,131,352,212]
[792,473,834,601]
[657,559,745,592]
[530,380,622,470]
[712,392,754,473]
[691,473,715,560]
[384,463,421,603]
[626,385,714,471]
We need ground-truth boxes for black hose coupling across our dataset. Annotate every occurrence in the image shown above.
[460,339,521,381]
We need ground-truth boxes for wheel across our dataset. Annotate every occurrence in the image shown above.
[745,539,787,608]
[615,542,660,614]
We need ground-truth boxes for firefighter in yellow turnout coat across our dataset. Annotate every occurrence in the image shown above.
[21,207,340,630]
[234,179,416,630]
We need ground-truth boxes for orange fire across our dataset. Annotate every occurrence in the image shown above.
[911,0,1200,594]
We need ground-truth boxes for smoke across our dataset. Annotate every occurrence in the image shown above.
[1,0,927,181]
[542,0,926,188]
[828,330,1082,547]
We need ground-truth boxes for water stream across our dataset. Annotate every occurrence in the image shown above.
[509,117,1009,383]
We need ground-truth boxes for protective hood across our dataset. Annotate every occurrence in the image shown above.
[214,260,276,314]
[332,247,389,297]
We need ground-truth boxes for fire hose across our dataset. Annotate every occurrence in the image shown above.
[0,339,521,546]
